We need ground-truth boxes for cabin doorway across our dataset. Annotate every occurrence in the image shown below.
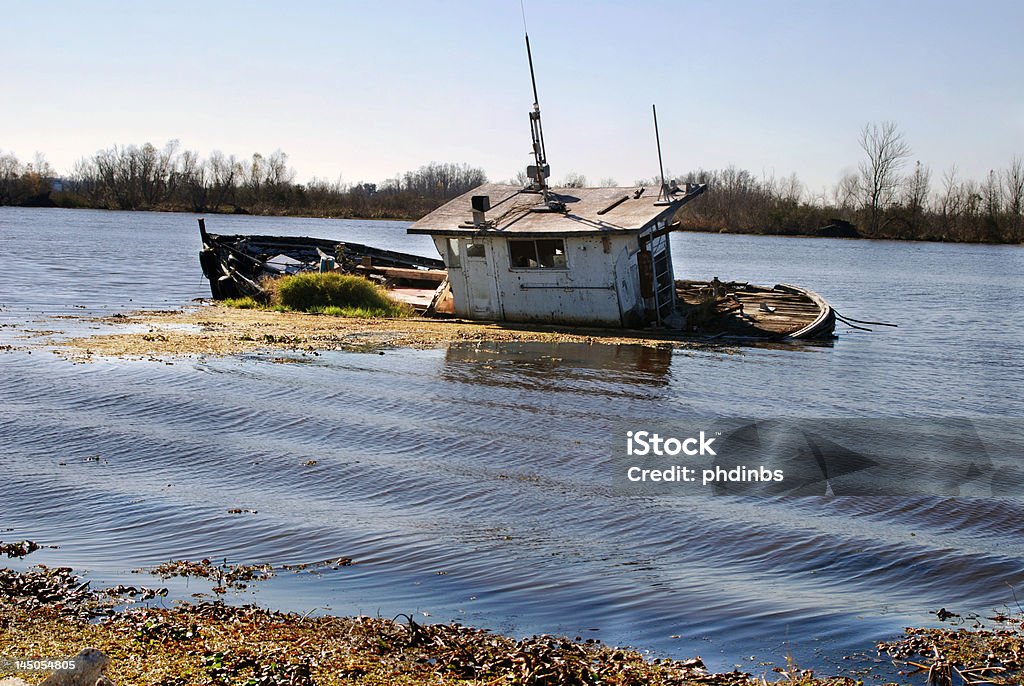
[463,239,500,319]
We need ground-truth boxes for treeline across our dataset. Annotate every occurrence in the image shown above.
[3,124,1023,243]
[668,163,1024,244]
[0,141,487,220]
[668,122,1023,244]
[0,152,55,207]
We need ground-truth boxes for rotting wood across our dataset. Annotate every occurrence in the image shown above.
[676,280,835,339]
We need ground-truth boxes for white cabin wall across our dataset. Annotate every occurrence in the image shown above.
[614,242,644,327]
[434,233,648,327]
[493,234,639,326]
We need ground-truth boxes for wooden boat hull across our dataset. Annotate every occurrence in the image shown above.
[198,219,446,309]
[675,280,835,340]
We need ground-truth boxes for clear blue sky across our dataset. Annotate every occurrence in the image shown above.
[3,0,1021,195]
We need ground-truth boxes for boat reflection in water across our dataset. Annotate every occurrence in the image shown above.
[441,341,674,391]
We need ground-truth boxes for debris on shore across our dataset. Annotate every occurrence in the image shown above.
[877,612,1024,685]
[0,562,745,686]
[144,559,275,593]
[0,541,42,559]
[5,561,1024,686]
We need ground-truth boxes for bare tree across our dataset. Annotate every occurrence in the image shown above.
[207,151,240,209]
[775,172,803,205]
[69,156,102,205]
[858,121,911,235]
[1003,157,1023,217]
[832,172,860,212]
[0,150,22,204]
[244,152,266,199]
[939,165,960,215]
[983,169,1002,217]
[961,178,982,220]
[264,150,295,187]
[901,161,931,236]
[937,165,965,239]
[156,140,181,204]
[903,161,931,210]
[560,172,587,188]
[178,149,207,212]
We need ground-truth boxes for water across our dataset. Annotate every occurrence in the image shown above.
[1,207,1022,676]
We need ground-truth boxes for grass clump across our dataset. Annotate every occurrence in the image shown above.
[225,272,412,318]
[221,296,263,309]
[274,272,411,317]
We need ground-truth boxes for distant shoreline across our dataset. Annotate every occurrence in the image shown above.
[7,196,427,222]
[670,224,1024,245]
[6,201,1021,246]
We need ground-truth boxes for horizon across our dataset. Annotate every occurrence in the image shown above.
[3,1,1022,195]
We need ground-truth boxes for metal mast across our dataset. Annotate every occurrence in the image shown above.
[525,32,550,194]
[653,103,667,201]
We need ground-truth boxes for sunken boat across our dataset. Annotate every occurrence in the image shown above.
[196,32,836,341]
[399,33,834,340]
[198,218,447,312]
[404,185,834,340]
[198,205,834,340]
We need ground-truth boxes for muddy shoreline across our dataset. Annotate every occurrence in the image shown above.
[38,304,698,361]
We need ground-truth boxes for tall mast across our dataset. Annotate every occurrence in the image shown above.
[653,103,667,201]
[525,32,550,194]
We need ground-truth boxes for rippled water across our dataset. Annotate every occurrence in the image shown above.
[1,207,1022,675]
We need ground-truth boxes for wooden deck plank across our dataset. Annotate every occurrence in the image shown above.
[675,279,832,339]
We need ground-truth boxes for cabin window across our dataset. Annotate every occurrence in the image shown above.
[466,242,486,259]
[508,239,567,269]
[446,238,461,269]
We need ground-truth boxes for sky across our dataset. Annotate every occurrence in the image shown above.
[3,0,1022,195]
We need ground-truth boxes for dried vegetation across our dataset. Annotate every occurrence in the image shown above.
[49,305,683,360]
[4,544,1024,686]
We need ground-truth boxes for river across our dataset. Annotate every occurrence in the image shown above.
[1,206,1021,676]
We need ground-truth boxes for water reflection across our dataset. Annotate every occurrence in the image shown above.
[441,342,674,389]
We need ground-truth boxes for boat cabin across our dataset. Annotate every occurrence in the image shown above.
[407,181,705,328]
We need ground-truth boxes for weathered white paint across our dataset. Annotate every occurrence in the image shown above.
[412,184,708,327]
[433,232,652,326]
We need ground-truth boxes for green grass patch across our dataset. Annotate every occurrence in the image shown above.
[222,272,411,318]
[305,305,403,318]
[221,296,263,309]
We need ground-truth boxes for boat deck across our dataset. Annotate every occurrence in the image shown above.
[676,280,835,339]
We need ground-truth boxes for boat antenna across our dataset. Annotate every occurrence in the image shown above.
[653,103,667,201]
[525,31,551,195]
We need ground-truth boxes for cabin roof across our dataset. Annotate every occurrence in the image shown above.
[407,183,704,237]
